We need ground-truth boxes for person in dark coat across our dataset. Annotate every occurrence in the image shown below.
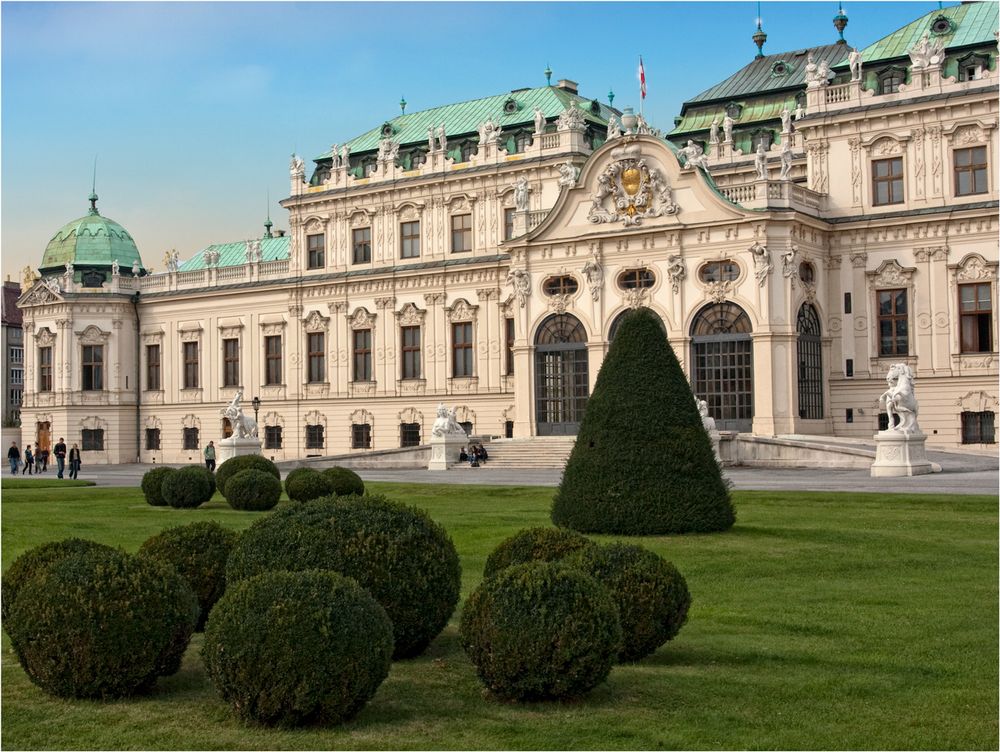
[54,438,67,478]
[22,444,33,475]
[68,444,81,480]
[7,442,20,475]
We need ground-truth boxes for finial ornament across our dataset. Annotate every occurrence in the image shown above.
[400,95,407,114]
[608,88,615,106]
[833,6,849,43]
[752,4,767,59]
[544,64,552,85]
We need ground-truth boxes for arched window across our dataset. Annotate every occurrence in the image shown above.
[796,304,823,419]
[690,303,753,431]
[877,67,906,95]
[534,314,589,435]
[543,276,579,296]
[699,261,740,283]
[617,268,656,290]
[536,314,587,345]
[608,309,666,342]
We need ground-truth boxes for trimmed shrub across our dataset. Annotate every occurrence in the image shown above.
[225,469,282,511]
[322,466,365,497]
[2,538,116,625]
[569,543,691,662]
[203,570,393,726]
[162,465,214,509]
[138,522,239,631]
[141,466,176,507]
[482,527,597,579]
[227,495,460,659]
[285,467,334,503]
[552,307,735,534]
[216,454,280,498]
[460,562,622,700]
[6,547,198,698]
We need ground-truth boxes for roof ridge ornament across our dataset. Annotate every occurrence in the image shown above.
[753,4,767,59]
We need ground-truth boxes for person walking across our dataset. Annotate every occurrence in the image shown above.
[7,441,20,475]
[38,446,49,473]
[68,443,81,479]
[22,444,34,475]
[54,438,67,479]
[204,441,216,473]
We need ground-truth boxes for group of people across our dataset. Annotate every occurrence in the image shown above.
[459,443,489,467]
[7,439,81,479]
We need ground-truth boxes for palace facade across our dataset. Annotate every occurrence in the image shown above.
[16,3,999,463]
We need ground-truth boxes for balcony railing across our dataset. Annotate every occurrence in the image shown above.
[719,179,827,214]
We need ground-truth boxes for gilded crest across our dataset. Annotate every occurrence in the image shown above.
[588,143,678,226]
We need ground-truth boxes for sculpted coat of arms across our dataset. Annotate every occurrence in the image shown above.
[588,143,678,227]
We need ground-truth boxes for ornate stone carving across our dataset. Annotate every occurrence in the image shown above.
[781,246,799,282]
[303,310,329,332]
[476,118,503,146]
[35,327,56,346]
[290,153,305,179]
[581,255,603,301]
[556,105,586,132]
[423,292,446,306]
[872,137,903,157]
[19,280,63,306]
[957,391,999,412]
[589,143,678,226]
[547,294,572,314]
[849,252,868,269]
[261,321,286,336]
[678,140,708,170]
[506,268,531,308]
[878,363,921,434]
[77,325,111,345]
[955,254,996,282]
[349,307,376,330]
[624,287,648,309]
[706,281,732,304]
[396,302,426,326]
[431,403,465,437]
[557,163,580,188]
[868,259,915,288]
[908,31,946,69]
[749,241,772,287]
[446,298,478,322]
[377,137,399,164]
[375,296,396,310]
[666,254,686,294]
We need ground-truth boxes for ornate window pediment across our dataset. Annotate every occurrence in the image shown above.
[398,407,423,424]
[395,302,426,326]
[182,414,200,429]
[303,310,330,332]
[445,298,478,323]
[349,307,376,330]
[34,326,56,346]
[76,325,111,345]
[950,253,997,283]
[867,259,916,288]
[348,408,373,425]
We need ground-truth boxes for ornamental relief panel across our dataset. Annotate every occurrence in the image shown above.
[77,325,111,345]
[177,326,202,343]
[956,391,999,412]
[303,310,330,332]
[182,414,201,429]
[396,303,426,326]
[348,408,373,426]
[951,253,997,283]
[349,307,376,330]
[398,407,423,425]
[445,299,478,323]
[260,321,286,337]
[950,125,986,145]
[35,327,56,346]
[867,259,915,289]
[587,142,678,227]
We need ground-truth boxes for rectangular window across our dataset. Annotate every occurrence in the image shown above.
[844,292,852,314]
[82,429,104,451]
[452,322,473,377]
[846,408,854,424]
[959,282,993,353]
[400,422,421,448]
[352,423,372,449]
[353,227,371,264]
[353,329,372,381]
[845,359,854,377]
[954,146,988,197]
[264,425,283,449]
[451,213,472,253]
[505,420,514,438]
[146,344,161,390]
[10,347,22,363]
[505,317,515,375]
[872,157,904,206]
[400,221,420,259]
[307,332,326,383]
[183,427,199,450]
[877,288,908,356]
[961,411,996,444]
[183,341,199,389]
[306,424,324,449]
[222,338,240,387]
[38,346,52,392]
[504,207,515,241]
[307,234,325,269]
[82,345,104,391]
[265,335,282,385]
[11,369,22,385]
[401,326,421,379]
[145,428,160,450]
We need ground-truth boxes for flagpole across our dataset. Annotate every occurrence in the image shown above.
[639,55,643,117]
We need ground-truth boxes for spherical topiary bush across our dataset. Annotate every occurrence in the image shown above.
[227,495,460,658]
[141,466,177,507]
[224,469,282,511]
[6,547,198,698]
[203,570,393,726]
[322,466,365,497]
[285,467,335,503]
[138,521,239,631]
[162,465,213,509]
[216,454,280,498]
[1,538,117,625]
[460,562,622,701]
[569,543,691,662]
[482,527,598,579]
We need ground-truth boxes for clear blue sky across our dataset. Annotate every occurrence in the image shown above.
[2,1,948,275]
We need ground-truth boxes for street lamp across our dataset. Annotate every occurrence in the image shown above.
[252,396,261,427]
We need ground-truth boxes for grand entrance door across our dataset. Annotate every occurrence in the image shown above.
[690,302,753,432]
[534,314,589,435]
[36,422,51,453]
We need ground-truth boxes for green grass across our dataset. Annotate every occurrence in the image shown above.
[2,478,95,490]
[2,482,997,750]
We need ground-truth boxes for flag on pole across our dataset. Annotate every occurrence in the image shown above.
[639,56,647,99]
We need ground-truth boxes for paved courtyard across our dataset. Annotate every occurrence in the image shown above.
[7,448,996,495]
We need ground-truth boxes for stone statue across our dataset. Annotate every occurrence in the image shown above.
[534,107,546,135]
[816,60,831,84]
[290,153,305,178]
[581,256,603,301]
[780,108,792,134]
[341,144,351,167]
[111,259,120,276]
[513,176,530,211]
[222,389,258,439]
[794,103,806,121]
[779,141,793,181]
[377,137,399,163]
[709,118,720,145]
[754,143,768,180]
[557,162,579,188]
[556,105,585,132]
[649,168,678,215]
[245,239,262,263]
[436,123,447,152]
[678,140,708,170]
[505,268,531,308]
[132,260,140,277]
[722,114,734,143]
[65,261,74,277]
[908,31,945,69]
[697,399,717,433]
[332,144,342,169]
[849,47,863,81]
[21,265,37,289]
[431,403,465,437]
[749,241,772,286]
[781,246,798,278]
[879,363,920,433]
[804,52,819,86]
[606,114,622,140]
[427,126,436,152]
[667,254,686,293]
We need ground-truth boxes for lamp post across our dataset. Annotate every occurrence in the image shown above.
[252,396,261,429]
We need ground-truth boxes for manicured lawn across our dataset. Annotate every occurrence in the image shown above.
[2,482,997,750]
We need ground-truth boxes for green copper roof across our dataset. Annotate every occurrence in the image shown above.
[837,2,999,66]
[178,235,290,272]
[40,197,144,273]
[315,84,614,160]
[670,95,798,137]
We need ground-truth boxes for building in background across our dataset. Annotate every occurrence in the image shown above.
[16,3,999,463]
[3,280,24,428]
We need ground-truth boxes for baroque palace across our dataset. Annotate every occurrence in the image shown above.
[16,3,999,464]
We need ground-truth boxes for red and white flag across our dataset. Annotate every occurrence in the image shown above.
[638,56,647,99]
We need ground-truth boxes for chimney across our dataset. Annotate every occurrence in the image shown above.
[275,229,286,237]
[556,79,579,94]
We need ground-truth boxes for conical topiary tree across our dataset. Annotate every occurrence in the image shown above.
[551,307,734,534]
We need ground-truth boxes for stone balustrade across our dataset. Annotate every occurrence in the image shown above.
[720,179,827,214]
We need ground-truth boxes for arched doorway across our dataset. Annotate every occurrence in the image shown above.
[534,314,589,435]
[690,302,753,432]
[796,303,823,419]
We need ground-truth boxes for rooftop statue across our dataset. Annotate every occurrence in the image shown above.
[557,162,579,188]
[709,118,720,145]
[779,140,793,180]
[780,108,792,134]
[513,176,530,211]
[606,114,622,140]
[722,114,734,142]
[849,47,863,81]
[534,107,546,136]
[436,124,447,152]
[678,140,708,170]
[754,143,768,180]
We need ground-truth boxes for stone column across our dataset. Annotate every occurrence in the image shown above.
[848,252,870,379]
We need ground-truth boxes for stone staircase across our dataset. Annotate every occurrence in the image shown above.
[460,436,578,470]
